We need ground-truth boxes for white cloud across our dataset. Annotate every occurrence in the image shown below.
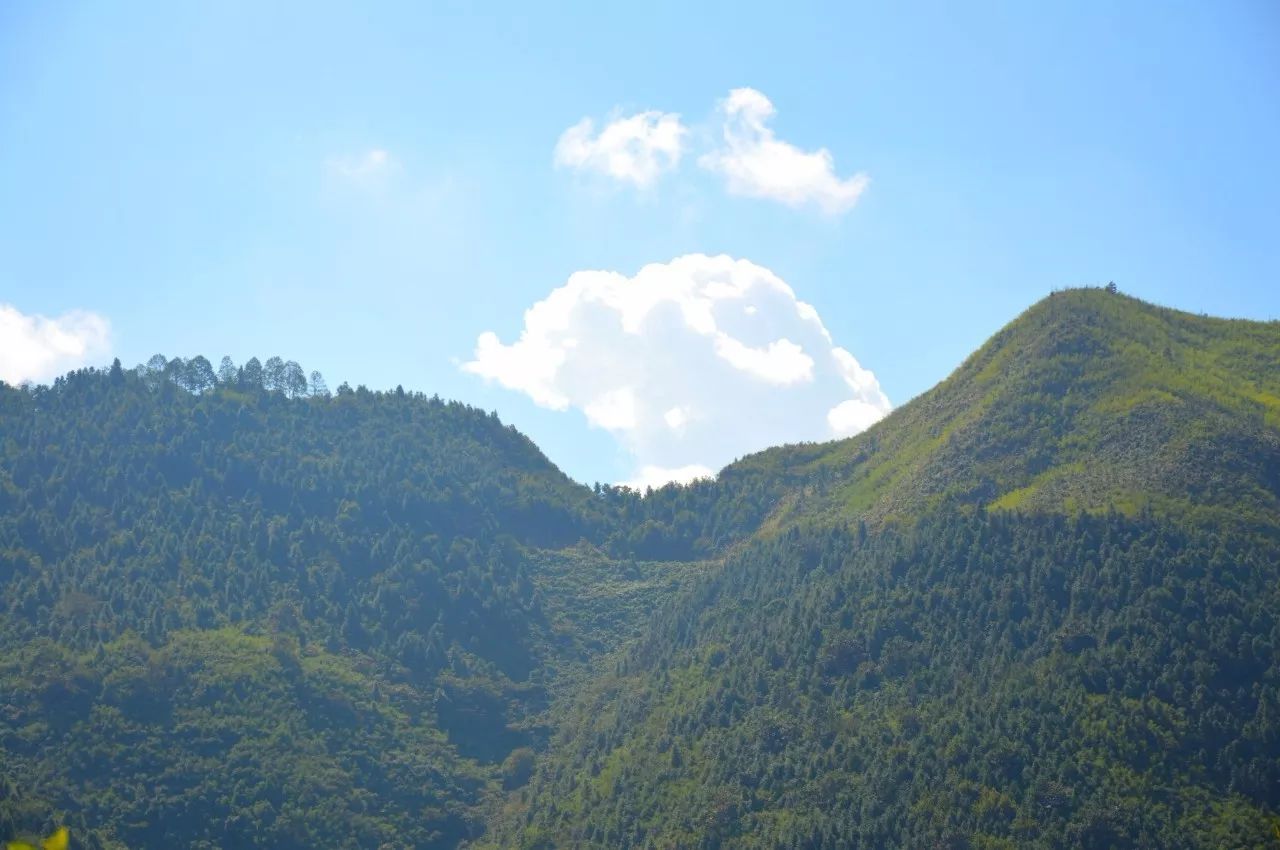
[327,148,399,185]
[584,387,638,432]
[827,398,888,436]
[0,304,111,385]
[621,464,716,491]
[463,254,890,486]
[713,336,813,385]
[664,406,690,431]
[554,110,687,187]
[700,88,868,214]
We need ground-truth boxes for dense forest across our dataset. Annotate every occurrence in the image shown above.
[486,512,1280,848]
[1,289,1278,848]
[0,356,588,848]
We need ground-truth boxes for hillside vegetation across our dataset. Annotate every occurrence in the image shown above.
[0,361,656,848]
[2,289,1278,849]
[482,289,1280,849]
[724,288,1280,531]
[488,512,1280,848]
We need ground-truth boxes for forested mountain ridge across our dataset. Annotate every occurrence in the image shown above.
[709,287,1280,532]
[479,290,1280,849]
[0,359,677,849]
[1,289,1278,849]
[490,512,1280,849]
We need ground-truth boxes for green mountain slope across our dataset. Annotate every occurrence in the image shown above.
[481,290,1280,849]
[489,514,1280,849]
[0,362,647,849]
[725,288,1280,530]
[2,290,1278,850]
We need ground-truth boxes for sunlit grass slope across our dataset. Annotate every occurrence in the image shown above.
[728,287,1280,530]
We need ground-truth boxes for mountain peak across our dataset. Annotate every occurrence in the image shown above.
[734,289,1280,530]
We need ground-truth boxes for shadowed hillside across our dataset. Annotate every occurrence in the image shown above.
[0,364,634,849]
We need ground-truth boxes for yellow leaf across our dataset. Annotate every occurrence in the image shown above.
[42,829,68,850]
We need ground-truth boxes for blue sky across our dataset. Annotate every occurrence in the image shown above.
[2,1,1278,485]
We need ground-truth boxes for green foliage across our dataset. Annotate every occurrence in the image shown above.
[488,512,1280,848]
[0,364,624,848]
[722,288,1280,532]
[2,290,1279,849]
[2,629,483,848]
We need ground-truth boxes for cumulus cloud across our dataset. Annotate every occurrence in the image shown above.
[327,148,399,185]
[464,254,890,486]
[699,88,868,214]
[0,304,112,385]
[621,464,716,491]
[554,110,687,187]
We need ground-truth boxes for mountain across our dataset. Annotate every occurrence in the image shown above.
[489,513,1279,849]
[481,289,1280,849]
[0,364,679,849]
[2,289,1278,849]
[722,288,1280,530]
